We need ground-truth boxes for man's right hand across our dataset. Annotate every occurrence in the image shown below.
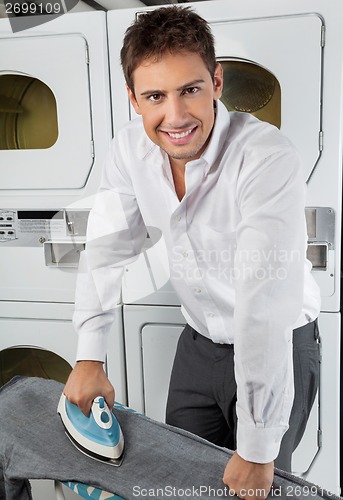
[223,451,274,500]
[63,360,115,416]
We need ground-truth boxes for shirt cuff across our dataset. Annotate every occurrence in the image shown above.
[76,330,108,363]
[236,421,288,463]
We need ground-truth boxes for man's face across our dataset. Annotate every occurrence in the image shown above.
[127,51,223,168]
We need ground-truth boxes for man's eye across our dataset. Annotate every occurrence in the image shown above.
[184,87,198,95]
[148,93,161,102]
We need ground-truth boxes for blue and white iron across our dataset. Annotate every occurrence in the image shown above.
[57,393,124,466]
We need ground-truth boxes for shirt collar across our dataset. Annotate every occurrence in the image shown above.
[137,125,164,163]
[200,100,231,174]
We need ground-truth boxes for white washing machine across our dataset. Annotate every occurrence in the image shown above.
[0,11,126,500]
[0,10,113,304]
[0,304,124,500]
[0,10,127,391]
[107,0,342,495]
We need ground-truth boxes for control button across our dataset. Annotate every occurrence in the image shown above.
[7,231,14,235]
[0,231,4,235]
[6,217,13,221]
[100,411,110,424]
[98,397,105,409]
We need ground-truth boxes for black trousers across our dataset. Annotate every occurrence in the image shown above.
[165,320,320,472]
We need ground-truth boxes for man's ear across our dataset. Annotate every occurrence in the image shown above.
[126,84,141,115]
[213,63,224,100]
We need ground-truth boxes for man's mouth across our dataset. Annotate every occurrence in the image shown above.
[162,126,198,145]
[167,128,194,139]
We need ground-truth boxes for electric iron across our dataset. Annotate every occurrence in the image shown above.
[57,393,124,466]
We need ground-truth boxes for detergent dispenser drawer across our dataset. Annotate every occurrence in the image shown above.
[44,241,85,268]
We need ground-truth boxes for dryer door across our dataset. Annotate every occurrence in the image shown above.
[0,34,93,189]
[212,14,322,182]
[123,304,185,415]
[0,318,76,387]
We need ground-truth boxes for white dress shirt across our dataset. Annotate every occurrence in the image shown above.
[74,100,321,463]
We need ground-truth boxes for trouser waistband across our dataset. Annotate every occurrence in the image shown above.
[184,324,233,348]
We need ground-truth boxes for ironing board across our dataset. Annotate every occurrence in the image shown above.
[55,480,123,500]
[0,378,339,500]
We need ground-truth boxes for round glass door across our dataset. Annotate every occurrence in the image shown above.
[220,60,281,129]
[0,74,58,150]
[0,347,71,389]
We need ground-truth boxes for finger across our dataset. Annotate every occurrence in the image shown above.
[106,396,115,410]
[62,390,92,416]
[71,396,91,416]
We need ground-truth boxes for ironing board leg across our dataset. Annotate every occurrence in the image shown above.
[54,480,66,500]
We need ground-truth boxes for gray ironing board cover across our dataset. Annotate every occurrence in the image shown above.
[0,377,340,500]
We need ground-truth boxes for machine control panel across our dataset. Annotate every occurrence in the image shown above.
[0,208,90,267]
[0,211,16,241]
[0,209,89,245]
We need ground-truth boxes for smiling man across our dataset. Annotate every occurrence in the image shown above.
[126,51,222,201]
[64,6,321,499]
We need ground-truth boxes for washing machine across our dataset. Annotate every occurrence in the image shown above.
[0,10,128,390]
[107,0,343,495]
[0,305,124,500]
[0,10,126,500]
[0,10,113,303]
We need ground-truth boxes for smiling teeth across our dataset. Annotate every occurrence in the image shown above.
[168,129,193,139]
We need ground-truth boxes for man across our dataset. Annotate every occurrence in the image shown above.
[64,6,321,499]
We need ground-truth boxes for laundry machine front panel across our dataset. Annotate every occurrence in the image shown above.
[124,305,339,494]
[292,312,340,496]
[123,304,185,414]
[0,33,93,189]
[0,311,127,500]
[0,208,89,302]
[0,10,112,205]
[0,11,113,304]
[213,15,322,183]
[195,1,343,314]
[109,8,322,180]
[0,308,127,405]
[142,323,184,422]
[290,313,340,494]
[0,246,78,302]
[0,318,77,385]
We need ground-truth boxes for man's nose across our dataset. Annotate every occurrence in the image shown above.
[165,96,187,126]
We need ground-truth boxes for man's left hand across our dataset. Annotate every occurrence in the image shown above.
[223,451,274,500]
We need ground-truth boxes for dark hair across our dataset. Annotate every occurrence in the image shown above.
[120,6,216,94]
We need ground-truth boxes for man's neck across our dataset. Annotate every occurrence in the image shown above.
[169,157,186,202]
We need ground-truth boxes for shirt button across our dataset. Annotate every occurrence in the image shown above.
[194,288,202,294]
[175,215,182,222]
[208,312,215,318]
[182,251,188,258]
